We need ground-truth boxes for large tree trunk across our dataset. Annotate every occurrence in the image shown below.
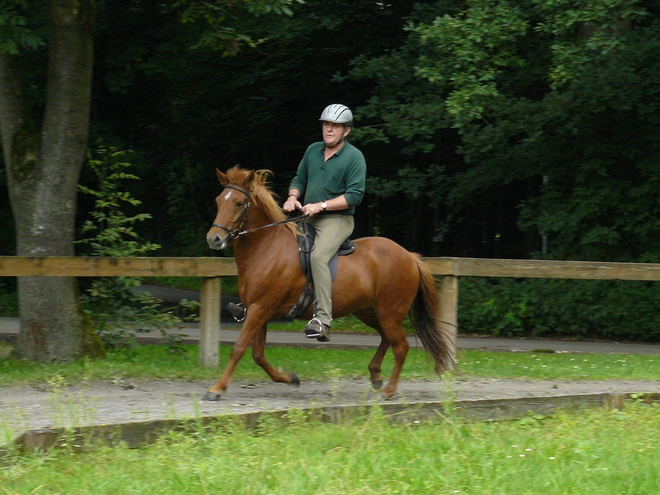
[0,0,103,361]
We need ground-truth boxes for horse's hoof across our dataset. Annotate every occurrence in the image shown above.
[379,390,396,401]
[371,380,383,391]
[289,372,300,387]
[203,391,222,401]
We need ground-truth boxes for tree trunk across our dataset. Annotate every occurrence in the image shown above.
[0,0,104,361]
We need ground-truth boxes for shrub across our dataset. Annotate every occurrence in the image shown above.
[77,145,198,351]
[458,277,660,342]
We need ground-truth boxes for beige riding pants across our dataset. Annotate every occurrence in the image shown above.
[308,214,354,327]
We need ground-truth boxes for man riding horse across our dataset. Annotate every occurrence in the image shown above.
[283,104,367,342]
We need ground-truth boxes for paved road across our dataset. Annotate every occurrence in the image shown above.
[2,317,660,354]
[3,283,652,354]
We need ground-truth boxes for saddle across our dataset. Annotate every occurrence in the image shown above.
[284,220,355,319]
[227,219,356,322]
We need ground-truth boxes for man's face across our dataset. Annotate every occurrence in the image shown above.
[322,121,349,147]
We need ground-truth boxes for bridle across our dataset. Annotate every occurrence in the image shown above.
[211,184,307,242]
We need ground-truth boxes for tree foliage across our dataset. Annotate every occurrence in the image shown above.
[175,0,304,53]
[0,0,312,361]
[4,0,660,344]
[88,0,423,252]
[76,146,195,351]
[77,146,161,258]
[0,0,45,55]
[348,0,660,260]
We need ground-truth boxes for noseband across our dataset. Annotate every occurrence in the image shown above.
[211,184,252,241]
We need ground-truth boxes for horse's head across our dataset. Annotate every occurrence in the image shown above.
[206,166,256,250]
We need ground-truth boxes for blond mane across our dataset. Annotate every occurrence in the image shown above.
[225,166,298,236]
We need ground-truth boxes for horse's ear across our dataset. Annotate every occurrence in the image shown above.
[216,169,228,186]
[245,170,256,186]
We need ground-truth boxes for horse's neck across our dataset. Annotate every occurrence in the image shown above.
[233,213,295,267]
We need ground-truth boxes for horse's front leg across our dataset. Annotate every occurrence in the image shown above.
[251,322,300,386]
[203,313,265,401]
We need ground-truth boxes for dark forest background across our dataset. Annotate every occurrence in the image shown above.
[3,0,660,341]
[5,0,659,261]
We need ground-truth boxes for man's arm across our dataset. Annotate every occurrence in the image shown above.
[301,195,349,217]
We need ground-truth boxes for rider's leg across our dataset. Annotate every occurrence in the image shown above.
[307,214,354,336]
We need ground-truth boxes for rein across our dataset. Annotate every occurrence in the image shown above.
[233,213,308,238]
[211,184,307,240]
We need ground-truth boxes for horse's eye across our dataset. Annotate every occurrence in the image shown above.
[236,201,243,208]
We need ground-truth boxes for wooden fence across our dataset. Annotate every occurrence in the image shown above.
[4,256,660,367]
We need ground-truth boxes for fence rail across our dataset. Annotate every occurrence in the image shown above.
[0,256,238,277]
[4,255,660,367]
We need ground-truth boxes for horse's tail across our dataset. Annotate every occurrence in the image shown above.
[409,255,456,375]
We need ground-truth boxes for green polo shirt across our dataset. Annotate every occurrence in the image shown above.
[289,141,366,215]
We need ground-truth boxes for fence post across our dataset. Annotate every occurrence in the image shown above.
[199,277,221,367]
[439,275,458,332]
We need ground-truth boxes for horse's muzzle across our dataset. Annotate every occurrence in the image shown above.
[207,232,229,250]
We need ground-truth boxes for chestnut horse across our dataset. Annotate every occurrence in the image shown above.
[203,166,455,401]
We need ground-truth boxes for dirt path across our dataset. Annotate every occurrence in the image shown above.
[3,377,660,435]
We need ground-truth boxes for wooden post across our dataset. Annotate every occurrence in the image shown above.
[439,275,458,331]
[199,277,221,367]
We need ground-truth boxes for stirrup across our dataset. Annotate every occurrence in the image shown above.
[227,302,246,322]
[304,317,330,342]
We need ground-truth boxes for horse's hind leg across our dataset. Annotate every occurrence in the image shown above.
[251,323,300,386]
[379,323,409,399]
[354,308,390,390]
[356,309,409,399]
[368,340,390,391]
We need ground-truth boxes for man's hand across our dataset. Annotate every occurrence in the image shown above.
[283,196,302,213]
[302,202,325,217]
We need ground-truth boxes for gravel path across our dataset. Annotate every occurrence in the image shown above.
[3,377,660,435]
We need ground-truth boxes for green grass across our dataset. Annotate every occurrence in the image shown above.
[1,344,659,386]
[1,341,659,493]
[456,351,660,381]
[2,401,660,494]
[0,345,431,385]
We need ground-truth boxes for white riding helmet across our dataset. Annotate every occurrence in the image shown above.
[319,104,353,127]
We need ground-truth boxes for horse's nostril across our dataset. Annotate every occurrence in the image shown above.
[207,233,226,250]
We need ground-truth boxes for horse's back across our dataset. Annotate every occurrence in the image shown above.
[339,236,420,285]
[352,236,419,262]
[330,236,420,317]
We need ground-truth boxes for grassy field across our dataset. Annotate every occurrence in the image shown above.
[2,400,660,494]
[1,343,659,386]
[1,343,659,493]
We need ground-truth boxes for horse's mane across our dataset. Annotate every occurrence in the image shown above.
[226,166,298,236]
